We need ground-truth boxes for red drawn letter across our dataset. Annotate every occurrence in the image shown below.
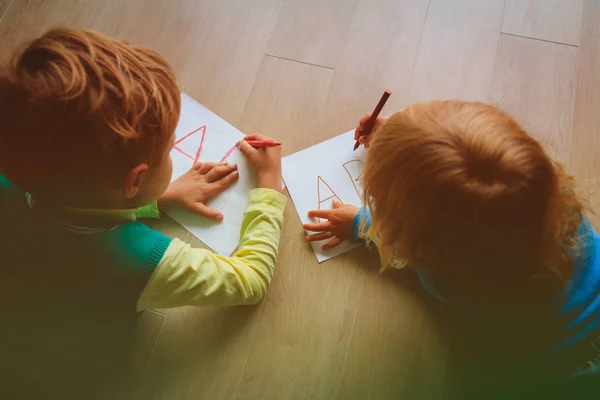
[172,125,207,165]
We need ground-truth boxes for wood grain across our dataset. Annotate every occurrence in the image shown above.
[0,0,90,61]
[489,34,579,163]
[336,269,447,400]
[2,304,165,400]
[89,0,216,75]
[239,55,334,155]
[0,0,13,21]
[175,0,285,126]
[97,311,166,400]
[569,0,600,227]
[501,0,583,46]
[317,0,430,136]
[266,0,358,68]
[0,0,214,87]
[136,305,264,400]
[236,239,371,400]
[406,0,505,104]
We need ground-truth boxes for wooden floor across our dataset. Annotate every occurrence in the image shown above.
[2,0,600,399]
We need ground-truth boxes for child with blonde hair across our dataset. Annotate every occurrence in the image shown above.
[305,101,600,393]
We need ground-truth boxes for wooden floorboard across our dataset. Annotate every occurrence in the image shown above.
[266,0,358,68]
[570,0,600,228]
[406,0,505,104]
[317,0,430,136]
[502,0,584,46]
[235,239,369,400]
[489,34,579,163]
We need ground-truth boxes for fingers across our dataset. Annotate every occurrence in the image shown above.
[322,237,343,250]
[358,135,371,148]
[198,162,218,174]
[205,163,237,182]
[209,169,239,195]
[354,114,372,140]
[332,199,343,209]
[303,221,331,232]
[306,231,334,242]
[239,134,276,157]
[307,209,331,219]
[193,203,223,222]
[237,139,257,158]
[244,133,271,141]
[360,113,372,125]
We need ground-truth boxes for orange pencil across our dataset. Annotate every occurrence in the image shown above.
[353,90,391,151]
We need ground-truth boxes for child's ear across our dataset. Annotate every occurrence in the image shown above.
[124,164,148,199]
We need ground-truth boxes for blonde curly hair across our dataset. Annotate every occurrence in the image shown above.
[362,101,583,307]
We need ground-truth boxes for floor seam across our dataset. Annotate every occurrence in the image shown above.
[264,53,335,70]
[500,31,579,48]
[0,0,14,23]
[405,0,432,92]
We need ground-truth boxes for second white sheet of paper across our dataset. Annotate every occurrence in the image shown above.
[166,94,256,256]
[282,130,367,262]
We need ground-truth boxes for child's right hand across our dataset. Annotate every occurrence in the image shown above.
[238,134,282,191]
[354,113,387,149]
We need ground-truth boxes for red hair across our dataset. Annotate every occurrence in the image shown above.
[0,28,180,193]
[363,101,583,308]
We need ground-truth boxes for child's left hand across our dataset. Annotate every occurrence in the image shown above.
[303,200,360,250]
[159,161,239,221]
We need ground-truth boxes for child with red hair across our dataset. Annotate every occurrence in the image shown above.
[0,28,286,311]
[0,28,285,397]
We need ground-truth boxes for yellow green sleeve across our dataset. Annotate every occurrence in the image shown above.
[135,188,286,311]
[135,202,160,219]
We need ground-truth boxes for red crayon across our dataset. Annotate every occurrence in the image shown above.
[244,139,281,148]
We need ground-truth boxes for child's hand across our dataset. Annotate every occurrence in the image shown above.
[159,162,238,221]
[354,113,387,149]
[238,134,282,191]
[303,200,360,250]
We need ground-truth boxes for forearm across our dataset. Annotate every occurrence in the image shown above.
[136,189,286,310]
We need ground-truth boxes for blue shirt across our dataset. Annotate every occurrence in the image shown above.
[351,206,600,354]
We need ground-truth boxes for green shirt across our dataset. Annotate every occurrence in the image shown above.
[0,175,286,312]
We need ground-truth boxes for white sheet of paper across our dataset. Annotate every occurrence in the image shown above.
[166,93,255,256]
[282,130,367,262]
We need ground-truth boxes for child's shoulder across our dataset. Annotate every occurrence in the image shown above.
[0,174,174,279]
[92,221,173,278]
